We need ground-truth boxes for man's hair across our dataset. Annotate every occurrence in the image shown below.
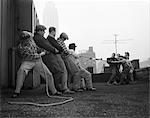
[125,52,130,56]
[112,53,115,56]
[49,27,56,33]
[19,31,31,40]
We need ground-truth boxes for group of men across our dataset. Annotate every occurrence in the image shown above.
[12,25,96,98]
[106,52,135,85]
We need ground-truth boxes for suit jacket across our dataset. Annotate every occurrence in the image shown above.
[34,33,64,74]
[47,35,63,53]
[107,57,120,71]
[33,33,56,54]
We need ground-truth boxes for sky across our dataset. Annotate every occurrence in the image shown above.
[34,0,150,62]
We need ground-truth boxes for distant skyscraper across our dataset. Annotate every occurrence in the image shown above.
[43,1,59,36]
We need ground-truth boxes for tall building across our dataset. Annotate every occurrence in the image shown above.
[78,47,96,73]
[0,0,39,88]
[43,1,59,36]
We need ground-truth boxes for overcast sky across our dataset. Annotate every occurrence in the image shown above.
[34,0,150,62]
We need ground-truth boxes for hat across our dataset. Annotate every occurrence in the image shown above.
[60,32,69,40]
[69,43,77,49]
[35,25,46,31]
[20,31,32,40]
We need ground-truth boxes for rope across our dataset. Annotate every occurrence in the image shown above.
[79,55,102,61]
[8,59,74,107]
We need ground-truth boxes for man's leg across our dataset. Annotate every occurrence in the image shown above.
[107,68,116,84]
[79,67,93,89]
[56,55,68,91]
[14,69,26,93]
[126,72,132,84]
[34,59,58,94]
[66,72,72,89]
[62,56,81,93]
[42,54,63,91]
[80,78,86,90]
[115,71,121,83]
[53,72,63,91]
[13,61,34,97]
[129,72,134,83]
[72,71,82,91]
[119,71,127,85]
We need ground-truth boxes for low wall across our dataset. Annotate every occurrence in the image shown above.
[134,67,150,81]
[92,73,111,83]
[92,67,150,83]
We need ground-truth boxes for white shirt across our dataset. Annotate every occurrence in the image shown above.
[68,49,81,66]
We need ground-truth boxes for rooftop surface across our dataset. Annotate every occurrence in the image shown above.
[0,78,149,118]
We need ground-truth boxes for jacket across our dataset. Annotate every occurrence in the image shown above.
[33,33,57,54]
[17,37,41,61]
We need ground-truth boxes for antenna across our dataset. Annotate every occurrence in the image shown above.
[102,34,133,54]
[114,34,118,54]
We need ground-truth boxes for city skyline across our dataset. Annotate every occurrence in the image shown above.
[34,0,150,62]
[42,1,59,36]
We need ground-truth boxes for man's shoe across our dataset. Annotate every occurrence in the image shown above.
[113,81,119,85]
[53,92,62,96]
[80,87,86,91]
[12,92,20,98]
[130,81,136,84]
[106,82,112,86]
[73,89,83,92]
[86,88,96,91]
[62,89,75,94]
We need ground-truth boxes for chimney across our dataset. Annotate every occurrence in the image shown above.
[89,46,93,52]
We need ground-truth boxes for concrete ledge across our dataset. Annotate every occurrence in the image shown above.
[134,67,150,81]
[92,67,150,83]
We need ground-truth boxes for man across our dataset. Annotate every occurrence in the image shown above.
[122,52,134,84]
[57,33,83,92]
[12,31,61,98]
[68,43,96,91]
[106,53,121,85]
[41,27,74,94]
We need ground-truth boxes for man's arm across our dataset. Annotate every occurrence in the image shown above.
[111,60,125,64]
[34,35,58,54]
[18,44,41,60]
[107,58,124,64]
[47,36,64,52]
[57,38,70,55]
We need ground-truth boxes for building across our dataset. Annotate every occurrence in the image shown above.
[43,1,59,36]
[139,58,150,68]
[0,0,39,88]
[96,60,109,73]
[78,47,96,73]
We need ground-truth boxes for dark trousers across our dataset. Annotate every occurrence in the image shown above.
[119,69,134,84]
[43,54,68,91]
[108,68,120,83]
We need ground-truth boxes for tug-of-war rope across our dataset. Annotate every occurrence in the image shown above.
[8,61,74,107]
[8,84,74,107]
